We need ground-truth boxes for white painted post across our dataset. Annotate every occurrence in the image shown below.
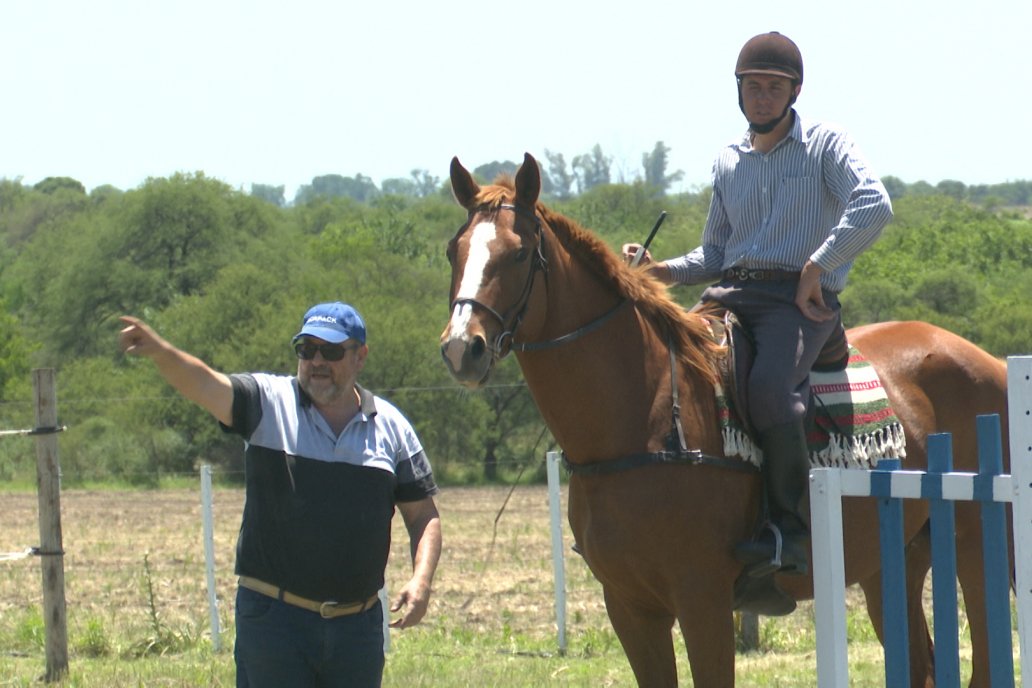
[546,451,567,654]
[810,467,849,688]
[380,587,390,653]
[200,465,221,652]
[1008,355,1032,674]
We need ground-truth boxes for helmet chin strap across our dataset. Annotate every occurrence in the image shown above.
[738,87,797,135]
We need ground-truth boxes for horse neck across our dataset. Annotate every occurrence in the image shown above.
[515,240,719,462]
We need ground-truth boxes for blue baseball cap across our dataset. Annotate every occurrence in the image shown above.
[292,302,366,345]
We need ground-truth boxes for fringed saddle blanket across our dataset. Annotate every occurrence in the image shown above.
[717,346,907,469]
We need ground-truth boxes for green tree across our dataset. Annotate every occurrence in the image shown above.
[912,269,979,315]
[381,177,418,197]
[881,175,907,200]
[572,144,611,193]
[0,299,32,401]
[410,169,441,197]
[33,176,86,196]
[936,180,966,201]
[544,150,575,200]
[641,141,684,195]
[251,183,285,207]
[472,160,518,184]
[295,174,380,204]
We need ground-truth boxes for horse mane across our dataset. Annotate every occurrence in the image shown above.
[475,179,723,384]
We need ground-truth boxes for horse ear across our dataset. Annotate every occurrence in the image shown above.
[450,156,480,209]
[514,152,540,208]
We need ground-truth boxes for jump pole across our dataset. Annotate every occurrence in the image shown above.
[812,355,1032,685]
[1009,355,1032,673]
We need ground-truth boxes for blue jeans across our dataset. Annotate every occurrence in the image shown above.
[234,586,385,688]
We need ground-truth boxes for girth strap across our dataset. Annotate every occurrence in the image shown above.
[562,337,758,476]
[562,448,757,475]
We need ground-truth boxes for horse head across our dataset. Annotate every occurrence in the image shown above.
[441,153,545,388]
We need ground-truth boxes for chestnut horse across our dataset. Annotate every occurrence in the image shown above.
[440,153,1009,687]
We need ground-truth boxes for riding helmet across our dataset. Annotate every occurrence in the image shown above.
[735,32,803,84]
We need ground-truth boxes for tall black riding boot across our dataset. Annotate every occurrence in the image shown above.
[734,421,811,576]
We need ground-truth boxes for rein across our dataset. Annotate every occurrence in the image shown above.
[450,203,628,359]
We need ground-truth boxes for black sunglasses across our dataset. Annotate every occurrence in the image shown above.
[294,341,360,362]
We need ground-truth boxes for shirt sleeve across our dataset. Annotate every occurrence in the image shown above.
[219,373,264,439]
[384,403,439,502]
[810,130,894,271]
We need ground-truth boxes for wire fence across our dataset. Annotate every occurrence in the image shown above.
[0,480,613,651]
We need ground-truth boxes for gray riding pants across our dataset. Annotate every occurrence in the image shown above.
[700,278,842,433]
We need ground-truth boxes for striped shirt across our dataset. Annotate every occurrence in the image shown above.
[665,112,893,292]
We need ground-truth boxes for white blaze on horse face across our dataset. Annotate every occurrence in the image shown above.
[447,219,498,341]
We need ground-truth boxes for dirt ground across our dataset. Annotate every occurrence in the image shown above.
[0,485,610,641]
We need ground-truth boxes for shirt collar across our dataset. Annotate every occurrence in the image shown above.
[736,108,803,153]
[295,380,378,418]
[356,384,378,417]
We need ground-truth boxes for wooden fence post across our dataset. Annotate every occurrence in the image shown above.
[33,368,68,681]
[738,611,759,651]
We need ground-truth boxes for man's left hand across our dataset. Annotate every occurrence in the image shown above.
[389,578,430,629]
[796,261,836,322]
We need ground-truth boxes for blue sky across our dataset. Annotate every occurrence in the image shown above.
[3,0,1028,198]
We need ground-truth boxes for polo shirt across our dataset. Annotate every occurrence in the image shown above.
[222,372,438,603]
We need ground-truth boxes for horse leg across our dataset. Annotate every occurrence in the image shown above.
[955,504,992,688]
[858,523,935,688]
[676,602,737,688]
[603,588,679,688]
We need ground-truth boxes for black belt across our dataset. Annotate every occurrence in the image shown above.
[723,267,801,282]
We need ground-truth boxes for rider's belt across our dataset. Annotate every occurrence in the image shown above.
[238,576,379,619]
[723,267,801,282]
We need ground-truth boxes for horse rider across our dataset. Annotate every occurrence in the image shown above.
[623,31,893,576]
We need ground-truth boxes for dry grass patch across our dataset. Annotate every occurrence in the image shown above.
[2,483,984,686]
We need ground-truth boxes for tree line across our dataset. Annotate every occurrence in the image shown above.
[0,161,1030,486]
[251,141,687,207]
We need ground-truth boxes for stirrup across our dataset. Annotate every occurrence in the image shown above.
[736,521,784,579]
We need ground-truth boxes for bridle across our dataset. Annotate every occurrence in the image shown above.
[450,203,628,360]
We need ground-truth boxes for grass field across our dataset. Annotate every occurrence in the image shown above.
[0,484,993,686]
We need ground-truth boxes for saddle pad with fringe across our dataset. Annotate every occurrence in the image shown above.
[716,345,907,469]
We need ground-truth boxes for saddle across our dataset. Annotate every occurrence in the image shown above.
[705,306,906,615]
[714,307,849,443]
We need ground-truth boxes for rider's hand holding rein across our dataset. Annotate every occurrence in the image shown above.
[621,242,652,266]
[621,243,675,284]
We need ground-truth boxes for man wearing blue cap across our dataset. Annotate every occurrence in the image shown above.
[119,302,441,688]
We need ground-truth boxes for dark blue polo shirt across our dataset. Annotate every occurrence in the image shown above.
[222,373,438,603]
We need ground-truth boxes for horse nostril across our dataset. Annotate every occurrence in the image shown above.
[470,335,486,360]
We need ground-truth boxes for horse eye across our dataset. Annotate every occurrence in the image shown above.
[514,248,528,263]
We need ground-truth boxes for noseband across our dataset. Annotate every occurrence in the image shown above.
[450,203,548,358]
[450,203,628,360]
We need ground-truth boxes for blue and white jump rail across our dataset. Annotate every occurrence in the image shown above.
[811,355,1032,687]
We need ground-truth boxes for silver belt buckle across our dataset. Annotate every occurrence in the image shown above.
[319,600,341,618]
